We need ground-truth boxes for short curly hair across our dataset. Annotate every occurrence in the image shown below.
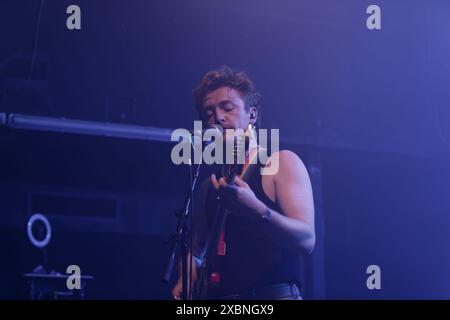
[193,66,261,118]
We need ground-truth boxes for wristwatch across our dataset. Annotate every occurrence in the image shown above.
[258,207,272,225]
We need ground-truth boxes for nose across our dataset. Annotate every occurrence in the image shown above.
[214,108,226,125]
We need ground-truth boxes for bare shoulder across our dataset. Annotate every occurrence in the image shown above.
[263,149,309,181]
[277,150,305,166]
[262,149,314,226]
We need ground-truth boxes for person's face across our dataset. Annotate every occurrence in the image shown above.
[202,87,256,130]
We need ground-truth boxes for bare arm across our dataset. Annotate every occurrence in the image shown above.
[258,150,315,254]
[211,150,315,255]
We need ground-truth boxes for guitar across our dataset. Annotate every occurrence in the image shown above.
[194,136,254,299]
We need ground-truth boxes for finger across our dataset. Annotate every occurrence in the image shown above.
[210,174,220,190]
[218,177,228,189]
[234,176,249,188]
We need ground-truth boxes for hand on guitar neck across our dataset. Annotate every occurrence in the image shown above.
[210,173,268,222]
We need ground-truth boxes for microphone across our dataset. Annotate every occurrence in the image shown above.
[190,124,223,147]
[191,124,223,136]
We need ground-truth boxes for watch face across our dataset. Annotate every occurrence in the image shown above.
[262,209,272,221]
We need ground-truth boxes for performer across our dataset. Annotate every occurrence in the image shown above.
[172,65,315,300]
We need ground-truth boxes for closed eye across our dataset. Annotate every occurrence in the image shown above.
[220,101,235,112]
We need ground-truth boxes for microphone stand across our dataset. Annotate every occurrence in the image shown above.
[162,141,202,300]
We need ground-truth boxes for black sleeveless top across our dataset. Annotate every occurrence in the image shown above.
[201,161,302,297]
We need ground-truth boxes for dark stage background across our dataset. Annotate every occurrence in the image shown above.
[1,0,450,299]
